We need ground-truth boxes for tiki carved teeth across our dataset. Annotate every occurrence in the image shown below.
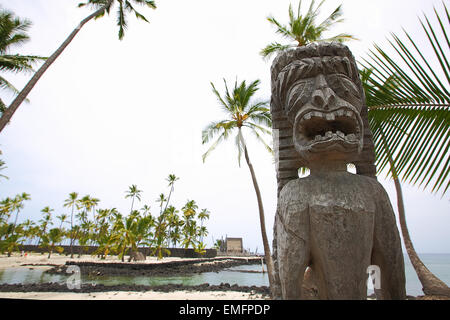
[300,109,357,123]
[297,108,362,146]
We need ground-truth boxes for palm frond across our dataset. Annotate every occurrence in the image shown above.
[361,0,450,196]
[117,1,127,40]
[210,81,231,114]
[0,54,47,73]
[317,4,343,31]
[260,42,294,59]
[240,79,261,111]
[201,120,235,145]
[318,33,359,43]
[0,75,19,95]
[267,16,293,40]
[262,1,355,59]
[369,106,449,195]
[124,1,149,23]
[245,124,274,155]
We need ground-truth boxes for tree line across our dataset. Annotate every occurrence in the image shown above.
[0,173,210,260]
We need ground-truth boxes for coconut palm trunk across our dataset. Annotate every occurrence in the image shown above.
[239,129,275,292]
[381,130,450,297]
[0,0,113,132]
[70,206,74,258]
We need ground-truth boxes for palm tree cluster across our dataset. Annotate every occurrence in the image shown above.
[0,174,210,260]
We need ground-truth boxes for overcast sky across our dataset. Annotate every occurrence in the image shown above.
[0,0,448,254]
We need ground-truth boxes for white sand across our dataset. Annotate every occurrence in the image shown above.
[0,252,268,300]
[0,290,266,300]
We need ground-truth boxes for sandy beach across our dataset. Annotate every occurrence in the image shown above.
[0,290,263,300]
[0,252,268,300]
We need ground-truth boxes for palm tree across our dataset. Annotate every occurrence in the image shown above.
[181,203,198,250]
[0,0,157,133]
[0,197,12,225]
[168,212,183,249]
[151,212,170,259]
[90,197,100,220]
[140,204,151,216]
[156,193,167,216]
[76,195,97,256]
[260,0,357,59]
[165,205,178,248]
[79,195,98,221]
[56,213,68,230]
[197,208,210,243]
[41,228,64,259]
[163,174,179,213]
[0,223,23,257]
[56,213,68,246]
[0,9,46,113]
[125,184,142,213]
[37,206,53,245]
[202,78,275,291]
[63,192,79,258]
[360,2,450,297]
[11,192,30,235]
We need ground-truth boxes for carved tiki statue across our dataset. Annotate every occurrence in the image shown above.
[270,43,406,300]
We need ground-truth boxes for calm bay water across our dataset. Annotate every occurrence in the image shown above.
[1,254,449,297]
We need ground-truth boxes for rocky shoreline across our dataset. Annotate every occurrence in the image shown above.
[0,282,270,296]
[43,257,264,277]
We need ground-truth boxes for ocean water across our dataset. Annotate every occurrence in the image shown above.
[0,254,449,297]
[402,253,450,296]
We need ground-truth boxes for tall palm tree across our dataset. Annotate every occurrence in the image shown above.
[0,0,157,133]
[63,192,79,258]
[11,192,30,235]
[361,2,450,297]
[260,0,356,59]
[163,174,179,213]
[125,184,142,213]
[0,9,46,113]
[202,78,275,292]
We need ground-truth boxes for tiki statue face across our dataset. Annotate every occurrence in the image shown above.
[273,43,365,164]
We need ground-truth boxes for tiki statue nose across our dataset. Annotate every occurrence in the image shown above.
[312,75,337,109]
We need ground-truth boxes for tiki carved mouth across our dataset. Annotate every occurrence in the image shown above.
[295,107,362,153]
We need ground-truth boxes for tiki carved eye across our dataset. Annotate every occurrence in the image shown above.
[286,79,315,111]
[326,74,361,105]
